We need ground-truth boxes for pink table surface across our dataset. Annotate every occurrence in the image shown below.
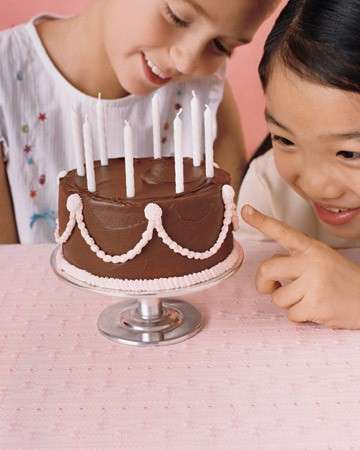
[0,242,360,450]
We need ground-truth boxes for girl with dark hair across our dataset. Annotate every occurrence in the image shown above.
[237,0,360,329]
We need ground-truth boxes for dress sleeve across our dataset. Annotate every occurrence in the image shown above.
[234,156,275,243]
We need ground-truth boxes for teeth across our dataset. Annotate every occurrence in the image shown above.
[324,207,348,213]
[144,55,168,80]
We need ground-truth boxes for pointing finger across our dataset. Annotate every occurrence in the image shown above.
[241,205,313,254]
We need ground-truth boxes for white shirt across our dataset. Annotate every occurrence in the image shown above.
[236,150,360,249]
[0,15,225,244]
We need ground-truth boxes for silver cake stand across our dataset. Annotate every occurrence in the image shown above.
[51,243,243,347]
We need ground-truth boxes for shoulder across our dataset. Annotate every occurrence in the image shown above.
[240,149,318,237]
[247,149,276,178]
[0,23,34,97]
[243,149,304,208]
[238,150,279,215]
[245,149,294,201]
[0,22,32,64]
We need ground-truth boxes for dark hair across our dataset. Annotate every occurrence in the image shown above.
[259,0,360,93]
[244,0,360,174]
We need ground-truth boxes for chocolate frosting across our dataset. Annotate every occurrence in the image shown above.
[58,157,233,280]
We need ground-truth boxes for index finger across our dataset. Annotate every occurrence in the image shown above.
[241,205,313,254]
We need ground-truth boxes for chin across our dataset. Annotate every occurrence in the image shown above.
[323,222,360,241]
[117,75,156,97]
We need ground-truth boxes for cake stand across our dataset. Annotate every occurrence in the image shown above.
[50,243,243,347]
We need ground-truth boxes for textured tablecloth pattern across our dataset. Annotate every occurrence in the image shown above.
[0,243,360,450]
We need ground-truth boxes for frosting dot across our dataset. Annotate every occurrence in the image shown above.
[222,185,235,204]
[66,194,82,213]
[144,203,163,222]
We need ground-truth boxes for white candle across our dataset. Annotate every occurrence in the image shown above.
[71,106,85,176]
[124,120,135,198]
[83,116,96,192]
[204,104,214,178]
[191,90,202,167]
[97,93,108,166]
[174,109,184,194]
[152,92,161,159]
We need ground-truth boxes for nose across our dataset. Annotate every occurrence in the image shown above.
[170,42,202,76]
[298,161,344,201]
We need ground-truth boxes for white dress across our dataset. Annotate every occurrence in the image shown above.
[236,150,360,249]
[0,15,226,244]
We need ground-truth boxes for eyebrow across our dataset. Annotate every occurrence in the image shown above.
[326,131,360,141]
[264,110,292,133]
[265,109,360,141]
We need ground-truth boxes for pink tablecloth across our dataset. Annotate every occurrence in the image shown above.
[0,242,360,450]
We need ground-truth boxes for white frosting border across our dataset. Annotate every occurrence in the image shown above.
[55,185,239,264]
[56,244,241,292]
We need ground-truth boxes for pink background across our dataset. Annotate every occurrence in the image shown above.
[0,0,284,155]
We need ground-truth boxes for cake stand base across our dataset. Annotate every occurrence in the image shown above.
[51,243,243,347]
[97,297,201,346]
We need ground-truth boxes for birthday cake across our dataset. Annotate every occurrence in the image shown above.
[55,156,239,291]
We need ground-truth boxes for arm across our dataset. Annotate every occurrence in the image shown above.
[214,80,247,197]
[0,143,18,244]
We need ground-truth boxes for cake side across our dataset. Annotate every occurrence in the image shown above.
[57,157,234,280]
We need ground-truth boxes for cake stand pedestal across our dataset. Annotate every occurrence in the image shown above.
[51,244,243,347]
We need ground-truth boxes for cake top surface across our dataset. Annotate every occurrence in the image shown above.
[61,157,230,202]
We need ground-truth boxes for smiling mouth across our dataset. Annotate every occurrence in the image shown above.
[313,202,360,226]
[142,52,172,86]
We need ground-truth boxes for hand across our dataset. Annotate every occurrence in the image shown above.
[241,205,360,329]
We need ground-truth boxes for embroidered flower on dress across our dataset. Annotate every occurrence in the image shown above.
[16,71,24,81]
[38,113,47,122]
[30,190,37,198]
[21,124,29,134]
[39,174,46,186]
[26,157,34,166]
[164,122,170,131]
[161,137,167,144]
[24,145,32,154]
[175,103,182,111]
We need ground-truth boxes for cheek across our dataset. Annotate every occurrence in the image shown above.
[273,149,298,186]
[350,175,360,198]
[196,57,224,78]
[104,0,169,57]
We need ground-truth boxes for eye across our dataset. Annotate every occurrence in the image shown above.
[213,39,231,57]
[272,135,295,146]
[165,4,188,27]
[337,150,360,160]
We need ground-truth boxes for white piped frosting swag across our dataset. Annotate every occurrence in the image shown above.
[55,185,238,264]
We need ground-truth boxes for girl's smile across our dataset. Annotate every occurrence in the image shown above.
[141,52,173,86]
[312,202,360,226]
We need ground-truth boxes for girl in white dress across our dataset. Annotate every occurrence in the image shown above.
[0,0,279,244]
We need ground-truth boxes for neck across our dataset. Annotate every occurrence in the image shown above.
[36,0,128,99]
